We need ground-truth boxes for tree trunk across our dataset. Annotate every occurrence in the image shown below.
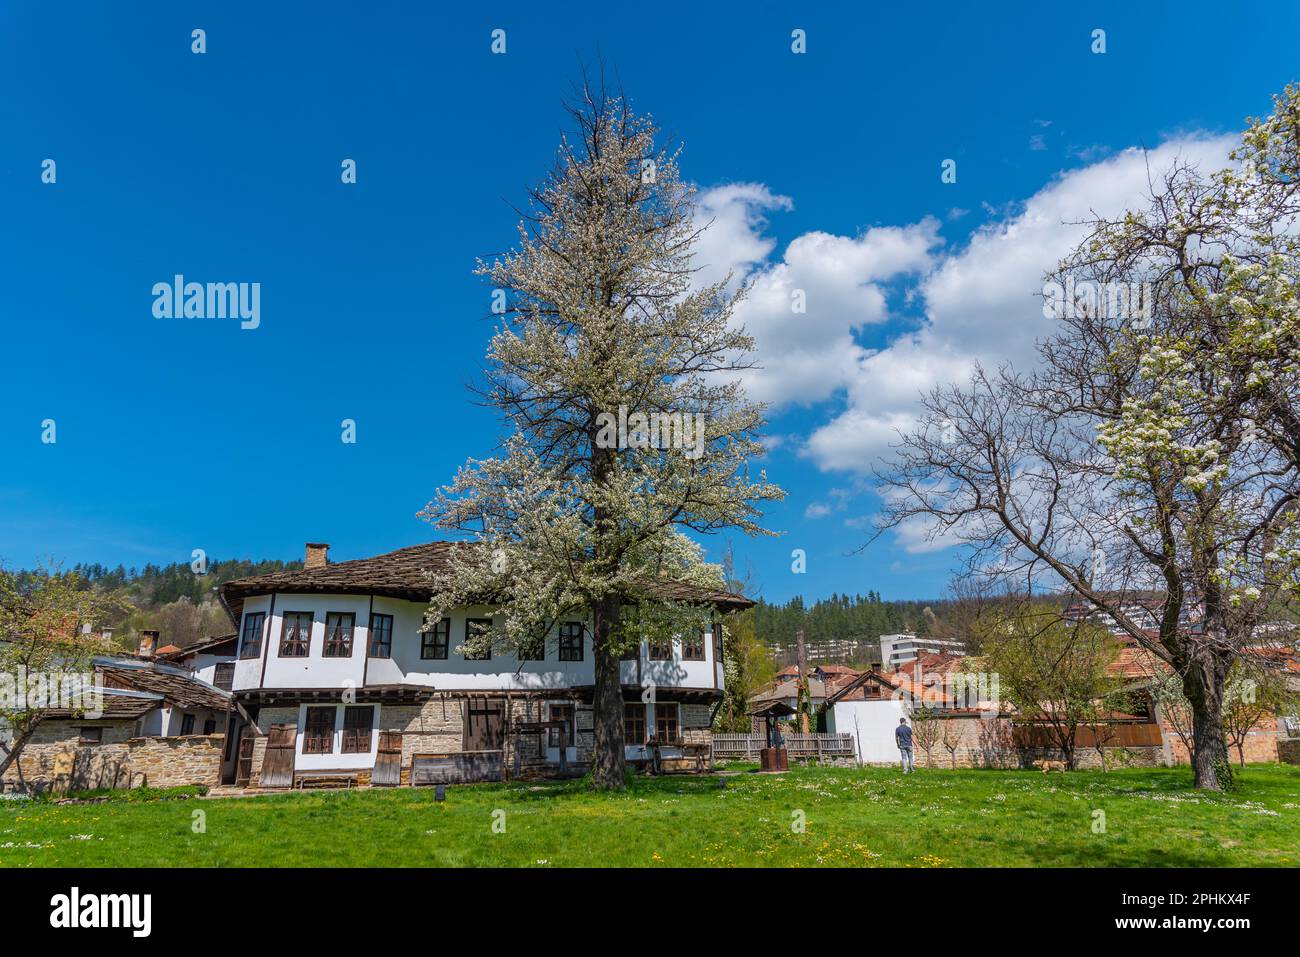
[0,726,35,783]
[1183,652,1233,791]
[589,593,626,791]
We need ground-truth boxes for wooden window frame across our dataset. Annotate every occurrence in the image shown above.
[682,630,706,661]
[238,611,265,659]
[203,718,217,736]
[302,706,336,755]
[421,617,450,660]
[368,613,393,658]
[548,703,575,749]
[517,635,545,661]
[78,726,103,745]
[463,618,493,661]
[180,713,196,736]
[648,637,673,661]
[340,705,374,754]
[624,702,646,746]
[323,612,355,658]
[558,622,584,662]
[213,661,235,691]
[654,702,680,745]
[278,612,313,658]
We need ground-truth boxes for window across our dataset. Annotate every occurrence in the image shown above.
[239,612,265,659]
[518,635,545,661]
[323,612,355,658]
[421,617,450,659]
[303,706,336,754]
[682,630,706,661]
[548,704,574,748]
[463,618,493,660]
[648,636,673,660]
[78,727,102,745]
[654,703,680,744]
[341,706,373,754]
[180,713,196,736]
[213,662,235,691]
[279,612,313,657]
[369,613,393,658]
[621,640,640,662]
[558,622,584,662]
[624,703,645,745]
[203,719,217,735]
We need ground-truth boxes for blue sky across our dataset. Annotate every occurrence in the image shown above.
[1,2,1296,603]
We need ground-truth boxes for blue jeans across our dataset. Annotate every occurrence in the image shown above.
[899,747,915,772]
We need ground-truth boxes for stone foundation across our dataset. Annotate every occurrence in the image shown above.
[243,694,715,786]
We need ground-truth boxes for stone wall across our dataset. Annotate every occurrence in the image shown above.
[891,715,1169,770]
[125,735,223,788]
[1159,711,1283,765]
[2,719,135,793]
[1,720,222,794]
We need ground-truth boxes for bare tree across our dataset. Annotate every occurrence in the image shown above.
[911,708,941,767]
[976,604,1123,770]
[940,718,963,768]
[874,87,1300,790]
[1222,659,1296,767]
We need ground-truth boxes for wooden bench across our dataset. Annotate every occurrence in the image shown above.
[294,772,359,790]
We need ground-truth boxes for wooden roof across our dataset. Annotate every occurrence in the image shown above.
[220,541,756,624]
[96,657,232,712]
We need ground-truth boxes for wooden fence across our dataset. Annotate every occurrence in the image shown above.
[712,733,856,760]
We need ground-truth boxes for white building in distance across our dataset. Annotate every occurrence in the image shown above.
[879,633,966,669]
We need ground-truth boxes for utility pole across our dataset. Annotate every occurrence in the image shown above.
[796,628,810,734]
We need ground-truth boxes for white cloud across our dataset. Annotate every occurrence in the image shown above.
[804,502,831,519]
[800,134,1237,472]
[694,190,941,407]
[692,183,793,292]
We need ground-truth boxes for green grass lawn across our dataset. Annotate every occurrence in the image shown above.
[3,763,1298,867]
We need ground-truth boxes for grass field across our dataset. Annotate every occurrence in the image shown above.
[3,763,1298,867]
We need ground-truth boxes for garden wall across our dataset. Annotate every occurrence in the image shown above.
[1,720,223,794]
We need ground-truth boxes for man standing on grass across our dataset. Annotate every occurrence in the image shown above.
[896,717,915,773]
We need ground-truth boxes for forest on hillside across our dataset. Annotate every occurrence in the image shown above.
[750,592,948,654]
[11,558,304,651]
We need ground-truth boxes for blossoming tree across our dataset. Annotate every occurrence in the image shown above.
[419,79,783,790]
[876,85,1300,790]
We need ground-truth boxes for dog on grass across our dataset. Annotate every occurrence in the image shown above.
[1032,759,1067,773]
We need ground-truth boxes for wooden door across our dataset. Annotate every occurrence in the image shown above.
[372,731,402,786]
[260,723,296,788]
[235,734,255,786]
[463,697,505,751]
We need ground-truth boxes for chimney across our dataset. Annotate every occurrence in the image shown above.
[305,542,330,569]
[138,629,159,657]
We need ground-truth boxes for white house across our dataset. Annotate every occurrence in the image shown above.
[218,541,750,787]
[879,633,966,668]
